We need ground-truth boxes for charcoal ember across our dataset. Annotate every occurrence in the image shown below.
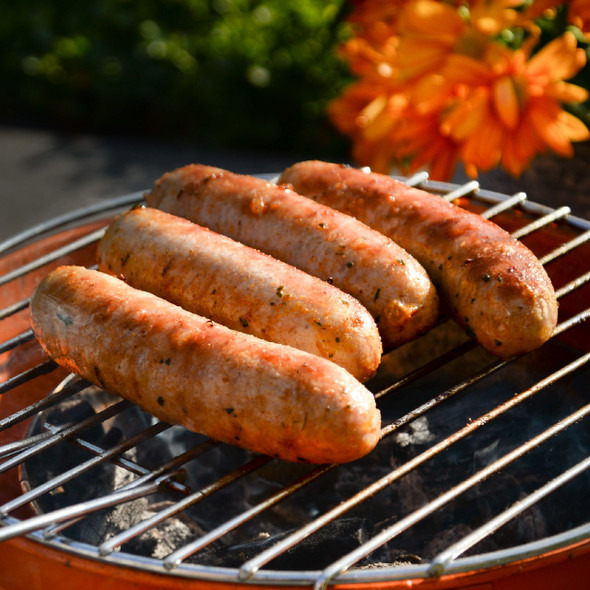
[135,427,175,470]
[419,523,475,559]
[101,401,176,469]
[22,398,104,513]
[182,440,255,489]
[42,397,97,428]
[23,389,164,513]
[123,502,206,559]
[357,559,421,569]
[357,549,423,569]
[43,396,104,447]
[102,397,158,442]
[66,453,146,546]
[177,442,259,530]
[437,476,549,559]
[213,518,374,570]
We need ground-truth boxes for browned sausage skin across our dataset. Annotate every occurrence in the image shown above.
[145,164,439,350]
[97,206,382,382]
[30,266,381,464]
[279,161,558,359]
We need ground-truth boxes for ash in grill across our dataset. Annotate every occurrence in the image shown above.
[1,175,589,588]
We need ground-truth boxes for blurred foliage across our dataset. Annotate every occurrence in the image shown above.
[1,0,353,154]
[536,6,590,130]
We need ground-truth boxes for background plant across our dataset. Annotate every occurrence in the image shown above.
[5,0,589,179]
[1,0,353,155]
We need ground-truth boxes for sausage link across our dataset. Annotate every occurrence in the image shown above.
[145,164,439,350]
[279,161,558,359]
[97,206,382,382]
[30,266,381,464]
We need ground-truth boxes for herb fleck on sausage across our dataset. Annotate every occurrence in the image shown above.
[56,311,73,327]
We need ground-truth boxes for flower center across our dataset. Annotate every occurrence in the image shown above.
[454,30,489,60]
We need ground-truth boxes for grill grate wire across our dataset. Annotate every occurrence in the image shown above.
[0,176,589,587]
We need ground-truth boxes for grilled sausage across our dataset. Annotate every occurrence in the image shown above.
[97,206,382,382]
[145,164,439,350]
[279,161,558,359]
[30,266,381,464]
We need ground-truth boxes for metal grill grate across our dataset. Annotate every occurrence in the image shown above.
[0,176,589,589]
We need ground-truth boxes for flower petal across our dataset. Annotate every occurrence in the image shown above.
[398,1,465,40]
[493,76,520,129]
[528,98,576,157]
[442,89,489,141]
[501,115,541,177]
[559,110,590,142]
[527,32,587,82]
[397,38,450,79]
[443,54,495,85]
[409,74,454,114]
[546,80,589,104]
[461,108,504,172]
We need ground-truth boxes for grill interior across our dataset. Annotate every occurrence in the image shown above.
[0,175,589,589]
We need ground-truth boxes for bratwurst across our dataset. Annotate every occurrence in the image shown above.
[145,164,439,350]
[97,206,382,382]
[30,266,381,464]
[279,161,558,359]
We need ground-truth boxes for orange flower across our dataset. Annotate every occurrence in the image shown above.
[394,0,528,80]
[442,32,589,176]
[340,0,405,77]
[329,79,410,172]
[467,0,522,34]
[329,72,464,179]
[396,106,465,180]
[338,30,400,79]
[395,1,467,80]
[392,73,465,179]
[329,1,590,180]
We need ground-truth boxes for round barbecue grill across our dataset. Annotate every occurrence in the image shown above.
[0,174,589,590]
